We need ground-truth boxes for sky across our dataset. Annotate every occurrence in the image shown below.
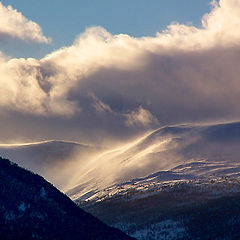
[0,0,211,58]
[1,0,240,147]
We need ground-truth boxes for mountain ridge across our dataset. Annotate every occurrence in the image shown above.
[0,156,135,240]
[68,121,240,200]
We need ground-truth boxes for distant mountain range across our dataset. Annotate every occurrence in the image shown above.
[2,121,240,239]
[0,156,135,240]
[3,121,240,200]
[0,140,99,190]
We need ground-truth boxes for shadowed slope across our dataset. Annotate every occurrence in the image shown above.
[0,157,135,240]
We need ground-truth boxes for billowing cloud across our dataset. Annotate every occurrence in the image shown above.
[125,106,159,127]
[0,0,240,145]
[0,2,50,43]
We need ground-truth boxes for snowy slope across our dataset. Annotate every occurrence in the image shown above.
[73,121,240,239]
[1,121,240,201]
[2,121,240,239]
[67,121,240,200]
[79,176,240,240]
[0,140,99,189]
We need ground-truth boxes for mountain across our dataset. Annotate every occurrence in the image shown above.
[4,121,240,201]
[3,121,240,239]
[78,176,240,240]
[71,121,240,239]
[0,156,135,240]
[67,121,240,201]
[0,140,99,189]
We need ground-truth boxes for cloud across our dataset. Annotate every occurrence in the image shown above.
[125,106,159,127]
[0,0,240,145]
[0,2,50,43]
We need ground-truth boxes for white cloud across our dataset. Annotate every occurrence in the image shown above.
[0,2,50,43]
[0,0,240,144]
[125,106,159,127]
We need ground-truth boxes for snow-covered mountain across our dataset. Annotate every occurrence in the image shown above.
[0,140,99,189]
[73,121,240,239]
[78,176,240,240]
[2,121,240,201]
[67,121,240,200]
[2,121,240,239]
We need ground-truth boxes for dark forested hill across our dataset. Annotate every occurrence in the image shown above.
[0,157,135,240]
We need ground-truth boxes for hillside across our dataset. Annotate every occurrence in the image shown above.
[3,121,240,201]
[0,157,135,240]
[68,121,240,201]
[78,177,240,239]
[0,140,99,189]
[72,121,240,239]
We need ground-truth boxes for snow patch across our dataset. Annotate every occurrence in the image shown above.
[115,219,187,240]
[18,202,27,212]
[4,211,16,221]
[40,187,47,199]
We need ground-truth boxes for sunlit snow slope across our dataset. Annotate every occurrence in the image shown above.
[67,121,240,200]
[1,121,240,201]
[0,140,99,189]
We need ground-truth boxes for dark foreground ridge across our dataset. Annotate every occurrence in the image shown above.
[0,157,135,240]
